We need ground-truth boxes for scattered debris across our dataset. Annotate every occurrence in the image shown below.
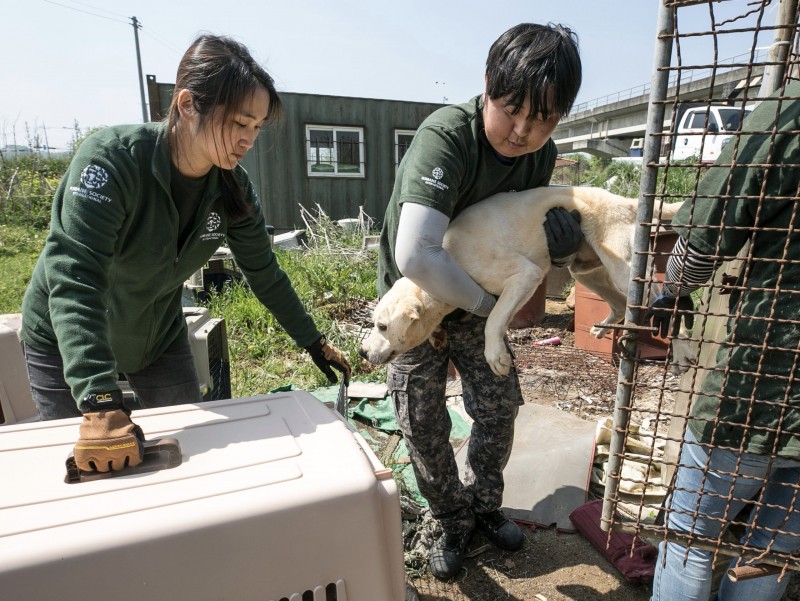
[465,543,492,559]
[347,381,388,399]
[401,499,438,578]
[273,229,308,250]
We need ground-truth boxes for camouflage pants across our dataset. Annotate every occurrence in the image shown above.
[387,312,523,531]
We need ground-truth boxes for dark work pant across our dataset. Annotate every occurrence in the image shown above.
[387,311,523,531]
[23,334,203,420]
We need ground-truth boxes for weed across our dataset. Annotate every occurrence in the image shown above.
[199,204,383,395]
[0,225,46,313]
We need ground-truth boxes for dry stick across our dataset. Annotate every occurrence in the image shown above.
[3,167,19,214]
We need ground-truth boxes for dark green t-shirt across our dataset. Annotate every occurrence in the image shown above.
[170,164,208,250]
[377,95,556,296]
[673,80,800,457]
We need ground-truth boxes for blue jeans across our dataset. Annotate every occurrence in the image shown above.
[652,429,800,601]
[24,335,202,420]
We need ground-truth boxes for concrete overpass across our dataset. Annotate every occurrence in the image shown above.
[553,58,765,158]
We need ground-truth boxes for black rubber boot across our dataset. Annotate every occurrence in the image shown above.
[428,524,474,580]
[475,510,524,551]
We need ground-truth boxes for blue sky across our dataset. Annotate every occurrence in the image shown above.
[2,1,772,150]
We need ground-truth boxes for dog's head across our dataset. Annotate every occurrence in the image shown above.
[359,278,448,365]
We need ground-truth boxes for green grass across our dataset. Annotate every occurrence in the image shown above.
[202,235,385,396]
[0,225,46,313]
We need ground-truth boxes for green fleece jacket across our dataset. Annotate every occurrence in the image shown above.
[21,122,320,406]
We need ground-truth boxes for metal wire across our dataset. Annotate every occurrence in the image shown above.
[602,0,800,582]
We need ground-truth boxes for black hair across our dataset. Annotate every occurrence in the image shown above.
[167,34,282,222]
[485,23,582,120]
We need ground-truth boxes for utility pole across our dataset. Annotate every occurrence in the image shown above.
[42,124,51,159]
[759,0,799,97]
[131,16,148,123]
[435,81,447,104]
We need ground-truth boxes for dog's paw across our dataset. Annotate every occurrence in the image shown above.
[669,339,698,375]
[590,324,611,339]
[485,345,513,377]
[428,326,447,350]
[591,312,624,339]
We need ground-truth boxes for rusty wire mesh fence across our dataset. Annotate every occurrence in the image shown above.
[602,0,800,587]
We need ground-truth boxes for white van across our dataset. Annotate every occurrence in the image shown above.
[670,104,753,162]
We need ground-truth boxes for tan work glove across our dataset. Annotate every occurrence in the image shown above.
[305,336,352,385]
[74,408,145,472]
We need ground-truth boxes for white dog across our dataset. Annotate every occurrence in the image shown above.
[360,186,696,376]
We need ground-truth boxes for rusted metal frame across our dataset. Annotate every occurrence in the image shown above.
[606,404,800,446]
[604,6,800,583]
[728,563,786,583]
[611,522,800,580]
[674,1,723,167]
[613,512,800,545]
[601,0,676,533]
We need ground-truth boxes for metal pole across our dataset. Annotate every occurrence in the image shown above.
[601,0,675,532]
[759,0,799,97]
[42,124,51,159]
[131,16,149,123]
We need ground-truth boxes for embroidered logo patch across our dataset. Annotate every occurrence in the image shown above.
[421,166,449,191]
[80,164,109,190]
[206,212,221,231]
[70,164,113,204]
[200,211,224,243]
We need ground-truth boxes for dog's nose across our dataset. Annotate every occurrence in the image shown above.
[358,347,368,360]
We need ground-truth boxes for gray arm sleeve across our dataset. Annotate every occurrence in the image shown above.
[394,202,496,317]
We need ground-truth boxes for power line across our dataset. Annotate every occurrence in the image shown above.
[41,0,152,123]
[54,0,129,20]
[42,0,180,55]
[41,0,128,25]
[140,28,182,55]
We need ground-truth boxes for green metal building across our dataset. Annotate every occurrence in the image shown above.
[147,75,445,232]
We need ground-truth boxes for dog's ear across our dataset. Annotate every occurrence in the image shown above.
[401,305,420,323]
[428,326,447,350]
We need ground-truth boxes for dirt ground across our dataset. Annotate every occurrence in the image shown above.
[391,299,800,601]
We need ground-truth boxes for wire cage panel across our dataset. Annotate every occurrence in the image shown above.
[602,0,800,586]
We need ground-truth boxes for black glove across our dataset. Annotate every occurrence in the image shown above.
[645,294,695,338]
[544,208,584,268]
[305,335,351,385]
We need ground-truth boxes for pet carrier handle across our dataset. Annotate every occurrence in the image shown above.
[335,377,348,417]
[65,438,182,484]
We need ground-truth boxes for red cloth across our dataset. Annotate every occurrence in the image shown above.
[569,499,658,584]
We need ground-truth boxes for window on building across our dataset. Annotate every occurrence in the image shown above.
[395,130,415,169]
[306,125,365,177]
